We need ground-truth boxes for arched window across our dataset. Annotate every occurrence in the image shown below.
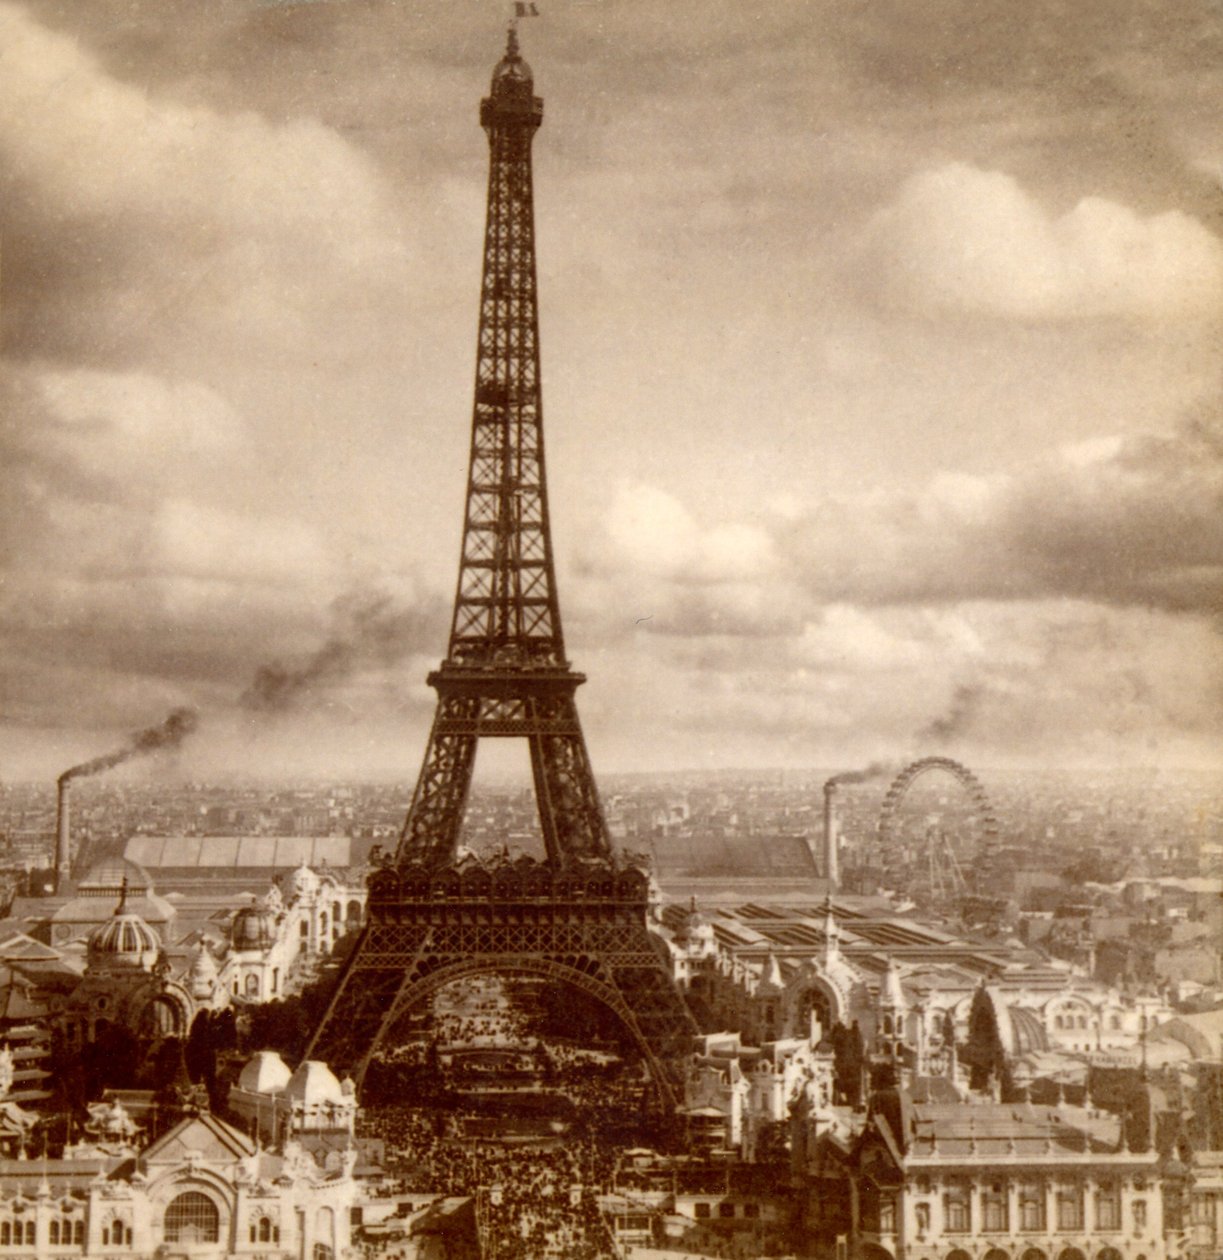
[313,1248,333,1260]
[320,912,328,936]
[347,900,361,923]
[1,1220,10,1246]
[245,973,260,997]
[1021,1250,1048,1260]
[1097,1249,1123,1260]
[1110,1014,1121,1030]
[1058,1247,1086,1260]
[74,1220,84,1245]
[49,1220,59,1246]
[332,902,341,923]
[23,1222,33,1246]
[947,1250,973,1260]
[272,968,279,994]
[164,1191,220,1244]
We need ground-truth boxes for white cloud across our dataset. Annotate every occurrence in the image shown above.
[595,482,776,583]
[858,162,1223,321]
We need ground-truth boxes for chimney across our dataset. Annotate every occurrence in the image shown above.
[55,777,71,893]
[823,783,840,890]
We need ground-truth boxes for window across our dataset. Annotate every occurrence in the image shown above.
[102,1220,132,1247]
[250,1215,279,1244]
[915,1204,930,1235]
[313,1248,333,1260]
[74,1221,83,1245]
[1096,1183,1121,1231]
[301,920,309,938]
[245,973,260,997]
[164,1191,220,1244]
[1097,1249,1122,1260]
[1056,1186,1083,1231]
[1133,1199,1147,1230]
[879,1195,896,1233]
[945,1185,971,1233]
[744,1204,760,1220]
[1057,1250,1085,1260]
[22,1223,32,1247]
[1020,1183,1046,1231]
[1,1221,10,1246]
[694,1203,711,1220]
[1020,1250,1047,1260]
[983,1183,1008,1232]
[719,1203,735,1219]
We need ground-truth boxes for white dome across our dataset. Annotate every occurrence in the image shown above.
[285,1059,344,1107]
[237,1050,292,1095]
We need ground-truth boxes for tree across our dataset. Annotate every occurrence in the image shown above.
[832,1021,864,1107]
[962,985,1005,1092]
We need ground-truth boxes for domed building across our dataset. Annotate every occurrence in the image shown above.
[228,1051,356,1150]
[59,890,210,1049]
[215,865,366,1004]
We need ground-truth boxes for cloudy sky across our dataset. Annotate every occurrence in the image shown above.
[1,0,1220,782]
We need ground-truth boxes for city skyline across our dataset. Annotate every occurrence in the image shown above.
[1,0,1221,783]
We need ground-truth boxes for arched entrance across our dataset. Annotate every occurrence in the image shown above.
[365,956,678,1109]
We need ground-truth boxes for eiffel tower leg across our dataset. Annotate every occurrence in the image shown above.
[302,917,433,1084]
[396,699,479,867]
[529,694,610,864]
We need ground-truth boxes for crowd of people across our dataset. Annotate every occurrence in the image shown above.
[354,975,661,1257]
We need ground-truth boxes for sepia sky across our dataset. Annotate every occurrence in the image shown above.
[1,0,1221,782]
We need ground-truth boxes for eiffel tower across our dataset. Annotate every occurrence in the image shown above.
[304,28,696,1110]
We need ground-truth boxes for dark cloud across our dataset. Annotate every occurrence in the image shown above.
[779,411,1223,614]
[919,683,985,747]
[241,587,447,713]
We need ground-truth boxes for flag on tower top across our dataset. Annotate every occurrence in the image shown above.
[515,3,539,16]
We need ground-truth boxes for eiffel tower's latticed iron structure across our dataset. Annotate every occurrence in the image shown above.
[304,30,696,1109]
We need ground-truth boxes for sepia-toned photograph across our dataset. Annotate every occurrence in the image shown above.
[0,1,1219,1258]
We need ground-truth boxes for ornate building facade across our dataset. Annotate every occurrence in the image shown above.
[0,1109,355,1259]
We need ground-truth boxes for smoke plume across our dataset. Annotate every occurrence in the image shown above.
[824,761,891,792]
[59,707,199,784]
[241,588,444,713]
[919,683,984,746]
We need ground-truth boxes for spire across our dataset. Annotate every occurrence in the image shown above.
[822,895,840,962]
[760,951,784,993]
[115,875,128,915]
[880,958,906,1010]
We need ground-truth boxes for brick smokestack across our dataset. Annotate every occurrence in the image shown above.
[822,782,839,890]
[55,776,71,893]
